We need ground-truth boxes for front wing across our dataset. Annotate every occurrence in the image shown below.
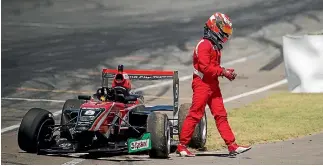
[38,133,152,155]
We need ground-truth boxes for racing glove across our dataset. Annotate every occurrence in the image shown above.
[221,68,237,81]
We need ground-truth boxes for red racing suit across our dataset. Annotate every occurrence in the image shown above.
[112,73,132,90]
[179,38,236,146]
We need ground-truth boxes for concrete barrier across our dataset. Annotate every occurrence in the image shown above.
[283,32,323,93]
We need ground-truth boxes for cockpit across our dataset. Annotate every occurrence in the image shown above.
[94,86,138,104]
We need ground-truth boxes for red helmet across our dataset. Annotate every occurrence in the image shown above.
[204,12,233,48]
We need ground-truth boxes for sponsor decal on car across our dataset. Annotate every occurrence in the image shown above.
[127,133,152,153]
[131,139,149,149]
[84,109,95,115]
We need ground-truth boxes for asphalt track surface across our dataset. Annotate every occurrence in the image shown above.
[1,0,323,165]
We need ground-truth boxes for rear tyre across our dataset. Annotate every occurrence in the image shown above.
[60,99,84,139]
[18,108,55,153]
[178,103,207,149]
[147,112,170,158]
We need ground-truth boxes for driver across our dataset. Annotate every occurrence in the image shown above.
[176,12,251,157]
[97,73,132,102]
[111,73,132,91]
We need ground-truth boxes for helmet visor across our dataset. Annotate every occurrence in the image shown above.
[222,25,233,36]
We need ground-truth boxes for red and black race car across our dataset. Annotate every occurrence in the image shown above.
[17,65,207,158]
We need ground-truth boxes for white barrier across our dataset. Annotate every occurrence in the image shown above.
[283,34,323,93]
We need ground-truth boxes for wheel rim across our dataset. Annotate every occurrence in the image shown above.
[201,115,207,142]
[167,126,171,154]
[165,122,171,154]
[37,119,53,149]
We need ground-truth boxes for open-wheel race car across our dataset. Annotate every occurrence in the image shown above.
[17,65,207,158]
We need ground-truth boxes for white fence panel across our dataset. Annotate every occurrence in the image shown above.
[283,34,323,93]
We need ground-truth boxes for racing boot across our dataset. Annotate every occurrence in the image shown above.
[228,143,251,156]
[176,144,195,157]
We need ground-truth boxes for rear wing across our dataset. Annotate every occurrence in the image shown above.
[101,66,179,116]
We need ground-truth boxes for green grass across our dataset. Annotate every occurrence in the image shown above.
[205,92,323,150]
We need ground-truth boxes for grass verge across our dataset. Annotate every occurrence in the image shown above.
[205,92,323,150]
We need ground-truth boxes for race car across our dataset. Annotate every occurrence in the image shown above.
[17,65,207,158]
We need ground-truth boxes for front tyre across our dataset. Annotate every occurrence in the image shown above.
[147,112,170,158]
[18,108,55,153]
